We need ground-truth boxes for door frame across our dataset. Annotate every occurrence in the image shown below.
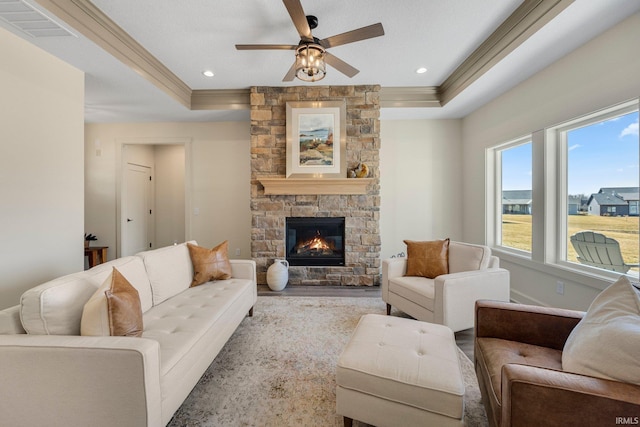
[115,137,193,258]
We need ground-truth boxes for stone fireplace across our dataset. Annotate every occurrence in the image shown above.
[250,85,381,287]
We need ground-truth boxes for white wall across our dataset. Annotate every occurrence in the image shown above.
[462,12,640,309]
[85,122,251,260]
[0,28,84,309]
[380,119,463,259]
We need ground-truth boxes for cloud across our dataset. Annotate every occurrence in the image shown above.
[568,144,581,151]
[620,120,639,138]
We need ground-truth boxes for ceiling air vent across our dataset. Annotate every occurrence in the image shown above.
[0,0,75,37]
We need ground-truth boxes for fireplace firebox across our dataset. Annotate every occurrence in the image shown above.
[286,217,345,266]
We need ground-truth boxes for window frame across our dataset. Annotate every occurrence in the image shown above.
[487,135,533,257]
[487,99,639,283]
[551,100,639,276]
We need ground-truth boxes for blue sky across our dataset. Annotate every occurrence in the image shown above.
[502,111,639,195]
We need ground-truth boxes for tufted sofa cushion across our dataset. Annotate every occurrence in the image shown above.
[142,278,253,376]
[475,337,562,405]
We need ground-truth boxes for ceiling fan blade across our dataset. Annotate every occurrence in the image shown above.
[236,44,297,50]
[320,23,385,49]
[282,0,312,41]
[283,61,297,82]
[324,52,359,78]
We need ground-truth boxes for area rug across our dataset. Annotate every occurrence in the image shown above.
[168,296,488,426]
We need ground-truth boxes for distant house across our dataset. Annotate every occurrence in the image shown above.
[502,190,532,215]
[568,195,582,215]
[587,187,640,216]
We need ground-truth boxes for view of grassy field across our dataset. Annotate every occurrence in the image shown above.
[502,214,639,273]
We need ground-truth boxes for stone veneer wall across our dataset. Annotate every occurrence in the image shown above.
[250,85,381,286]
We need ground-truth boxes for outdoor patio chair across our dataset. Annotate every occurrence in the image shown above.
[570,230,639,273]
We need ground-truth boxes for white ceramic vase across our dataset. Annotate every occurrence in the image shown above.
[267,259,289,291]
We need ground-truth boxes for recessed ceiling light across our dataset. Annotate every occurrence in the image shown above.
[416,67,428,74]
[202,70,215,77]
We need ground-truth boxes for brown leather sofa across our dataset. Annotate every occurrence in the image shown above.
[474,300,640,427]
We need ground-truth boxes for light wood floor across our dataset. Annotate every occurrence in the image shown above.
[257,285,475,360]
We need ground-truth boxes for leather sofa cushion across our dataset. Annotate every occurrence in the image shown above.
[387,276,435,311]
[137,241,195,306]
[476,337,562,405]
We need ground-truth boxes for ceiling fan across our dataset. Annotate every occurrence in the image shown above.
[235,0,384,82]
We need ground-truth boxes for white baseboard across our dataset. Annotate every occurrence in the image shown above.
[509,290,551,307]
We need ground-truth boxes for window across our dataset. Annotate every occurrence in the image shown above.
[487,99,639,279]
[561,105,639,276]
[495,139,532,253]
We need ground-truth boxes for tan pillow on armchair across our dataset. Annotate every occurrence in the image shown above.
[403,239,450,279]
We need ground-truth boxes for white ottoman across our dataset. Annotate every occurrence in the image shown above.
[336,314,465,427]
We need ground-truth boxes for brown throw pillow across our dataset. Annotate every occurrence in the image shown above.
[106,268,143,337]
[187,241,232,287]
[403,239,450,279]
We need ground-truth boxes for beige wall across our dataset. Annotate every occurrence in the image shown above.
[380,119,463,259]
[84,122,251,260]
[85,118,463,281]
[155,145,185,247]
[462,12,640,309]
[0,28,84,309]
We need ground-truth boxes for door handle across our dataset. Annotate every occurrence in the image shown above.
[127,218,133,222]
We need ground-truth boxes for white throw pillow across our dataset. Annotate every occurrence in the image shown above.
[562,276,640,385]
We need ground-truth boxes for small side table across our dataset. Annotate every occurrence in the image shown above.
[85,246,108,268]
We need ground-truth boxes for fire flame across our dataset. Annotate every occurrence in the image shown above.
[306,235,330,251]
[296,230,332,254]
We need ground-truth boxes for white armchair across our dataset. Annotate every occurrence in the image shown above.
[382,241,510,332]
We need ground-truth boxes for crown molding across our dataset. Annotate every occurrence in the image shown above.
[35,0,574,113]
[379,87,441,108]
[35,0,192,109]
[191,89,251,110]
[439,0,574,106]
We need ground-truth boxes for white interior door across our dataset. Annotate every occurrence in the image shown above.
[122,163,152,256]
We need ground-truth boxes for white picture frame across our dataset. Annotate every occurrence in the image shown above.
[286,101,347,178]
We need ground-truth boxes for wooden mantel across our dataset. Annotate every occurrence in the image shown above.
[257,177,373,195]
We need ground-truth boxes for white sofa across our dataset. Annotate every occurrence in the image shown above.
[382,241,510,332]
[0,241,257,427]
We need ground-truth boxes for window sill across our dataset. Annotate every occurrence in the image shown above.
[492,248,623,293]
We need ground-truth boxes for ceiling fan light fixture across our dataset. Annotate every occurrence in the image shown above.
[295,43,326,82]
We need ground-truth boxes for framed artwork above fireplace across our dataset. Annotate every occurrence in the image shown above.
[286,101,346,178]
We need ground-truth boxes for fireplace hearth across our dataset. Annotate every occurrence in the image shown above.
[286,217,345,266]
